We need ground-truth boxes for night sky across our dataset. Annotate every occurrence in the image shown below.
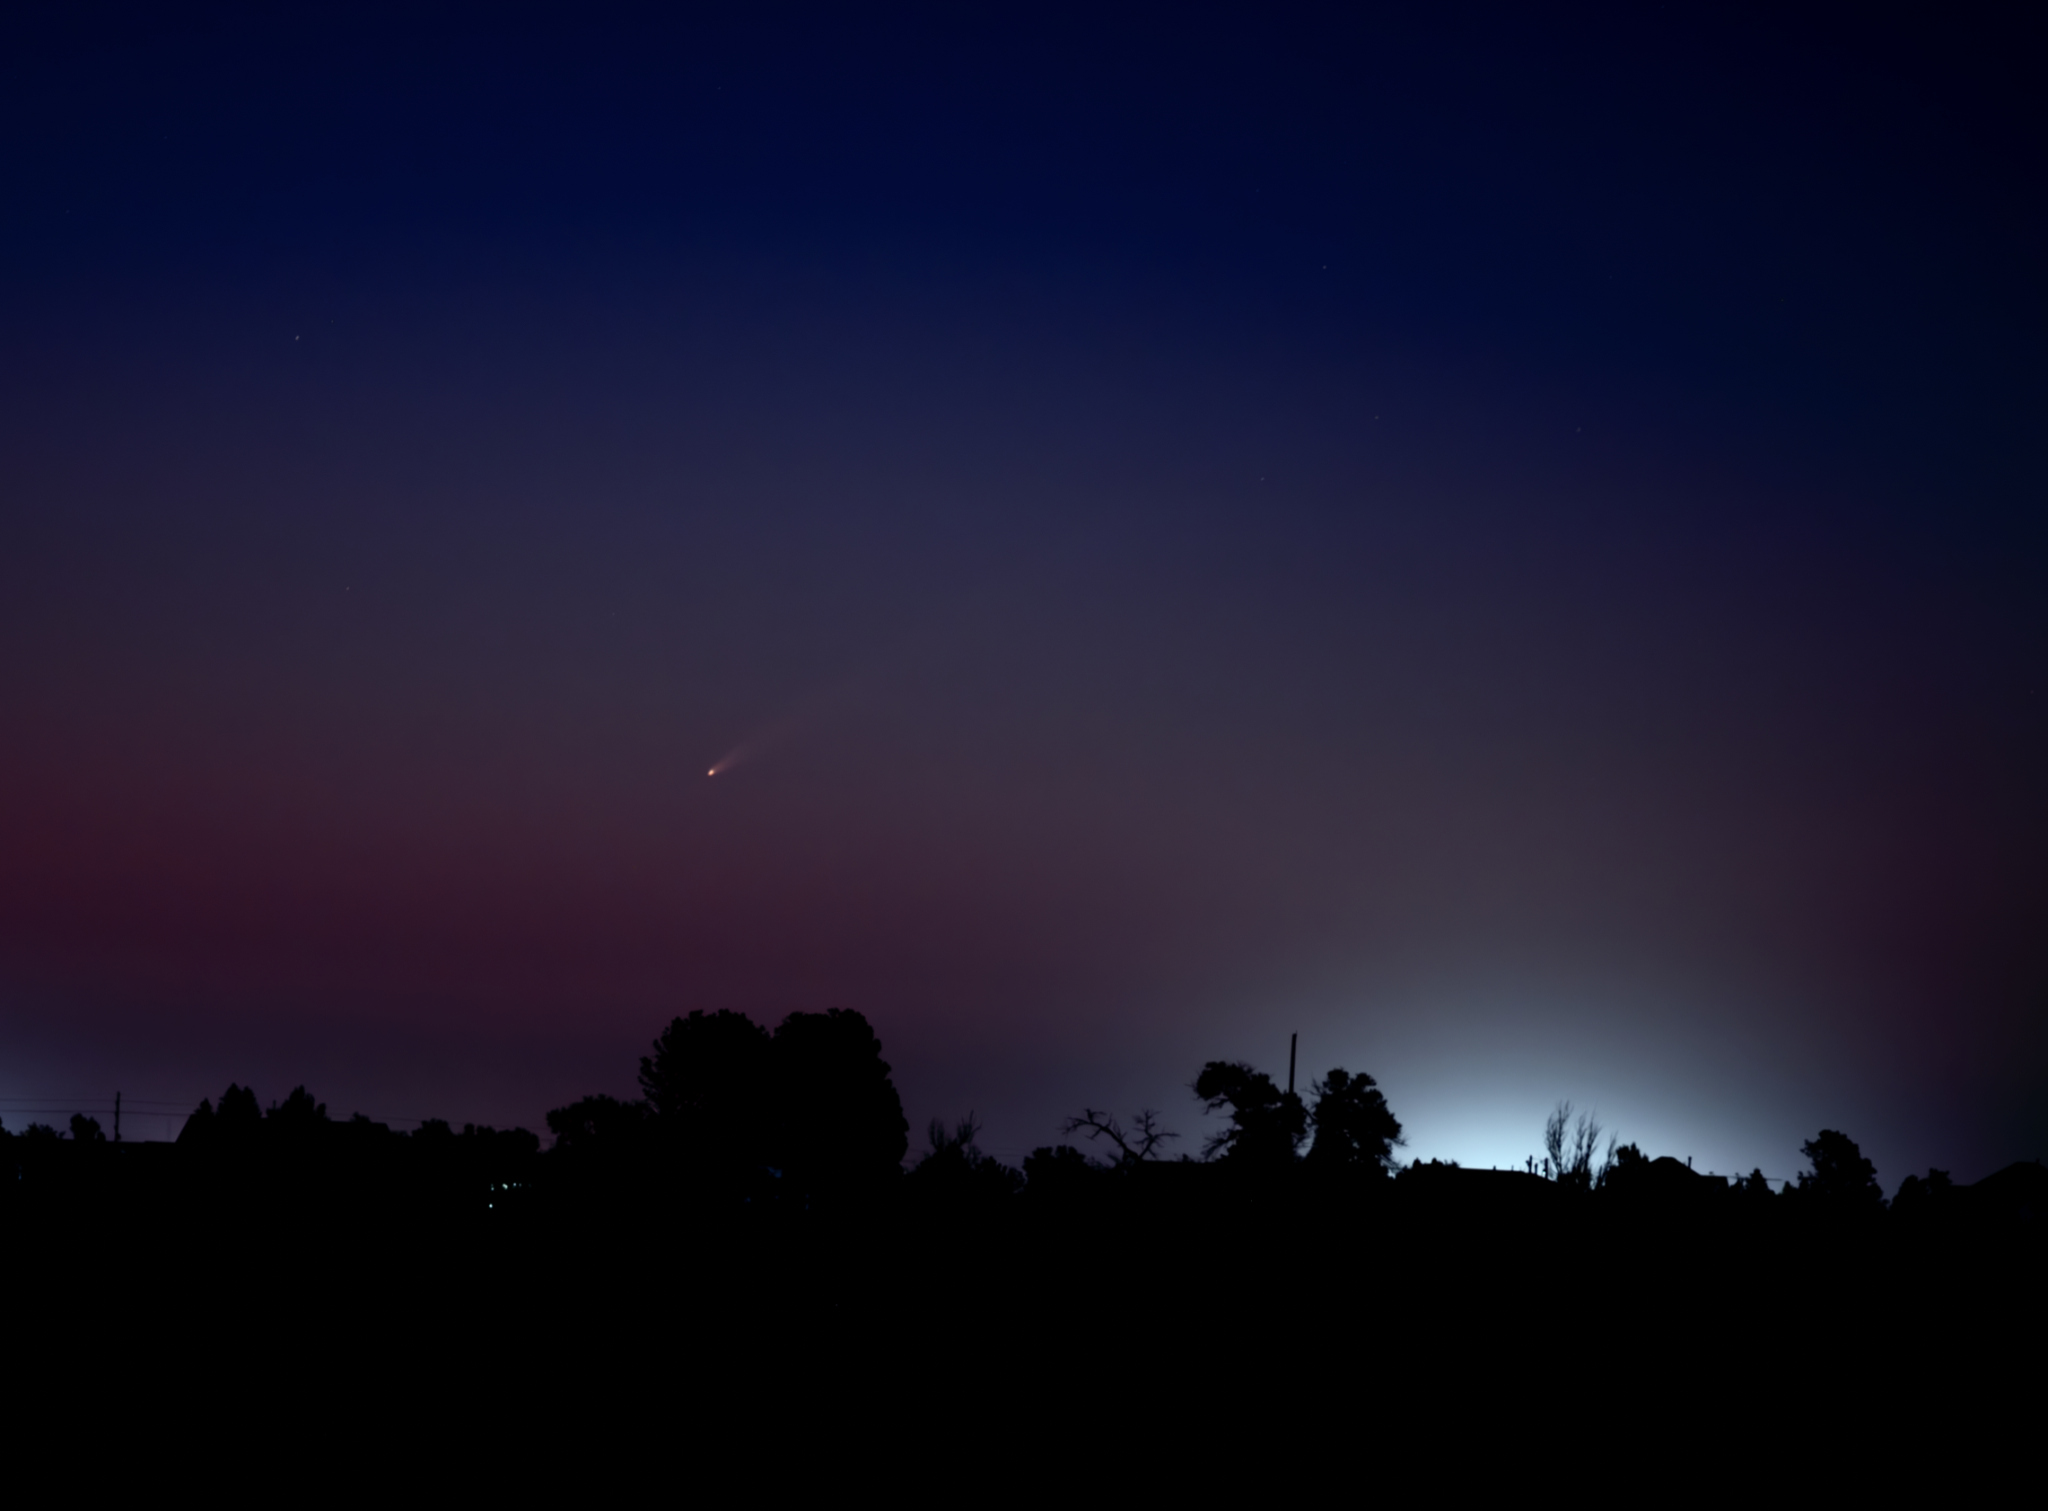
[3,8,2041,1184]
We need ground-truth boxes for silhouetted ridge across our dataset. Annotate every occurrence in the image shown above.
[4,1029,2040,1273]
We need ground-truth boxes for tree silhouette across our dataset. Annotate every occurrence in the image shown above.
[1793,1130,1885,1215]
[638,1009,774,1193]
[1891,1167,1954,1221]
[1543,1101,1616,1190]
[545,1094,650,1157]
[770,1008,909,1201]
[1599,1142,1676,1201]
[624,1006,910,1207]
[176,1084,263,1147]
[177,1099,215,1144]
[1060,1107,1178,1167]
[218,1084,262,1139]
[1303,1068,1402,1174]
[268,1086,330,1142]
[69,1114,106,1144]
[1193,1061,1305,1166]
[7,1122,62,1185]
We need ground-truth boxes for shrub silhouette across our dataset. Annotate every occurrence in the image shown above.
[1023,1143,1102,1194]
[907,1114,1022,1204]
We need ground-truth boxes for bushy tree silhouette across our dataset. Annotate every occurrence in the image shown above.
[268,1086,330,1143]
[69,1114,106,1144]
[1597,1142,1665,1200]
[5,1122,63,1185]
[545,1094,650,1157]
[1193,1061,1305,1166]
[1303,1068,1402,1174]
[1891,1167,1954,1220]
[770,1008,909,1200]
[1793,1130,1885,1216]
[604,1006,910,1207]
[176,1083,266,1147]
[639,1009,774,1192]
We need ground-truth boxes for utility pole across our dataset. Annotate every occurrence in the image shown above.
[1288,1033,1297,1097]
[114,1091,121,1144]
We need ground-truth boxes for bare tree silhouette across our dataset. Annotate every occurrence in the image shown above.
[1061,1108,1179,1166]
[1544,1100,1617,1190]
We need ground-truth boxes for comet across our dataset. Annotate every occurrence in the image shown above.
[704,669,871,780]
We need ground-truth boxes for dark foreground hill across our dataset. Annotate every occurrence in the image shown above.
[7,1150,2036,1493]
[9,1146,2038,1366]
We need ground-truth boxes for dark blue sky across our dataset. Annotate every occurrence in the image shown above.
[2,6,2041,1181]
